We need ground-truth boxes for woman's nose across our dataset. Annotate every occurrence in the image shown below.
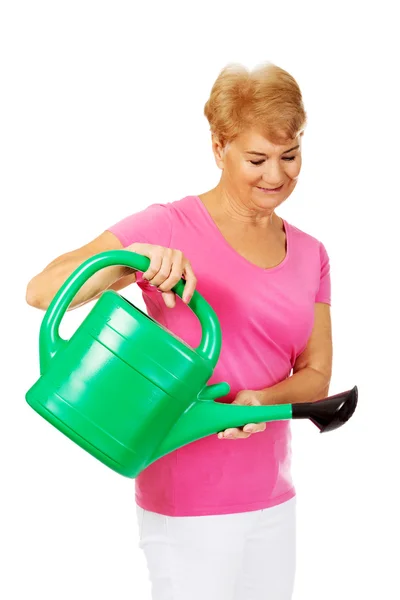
[261,161,284,186]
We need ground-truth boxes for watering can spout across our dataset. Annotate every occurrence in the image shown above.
[149,386,358,466]
[292,386,358,433]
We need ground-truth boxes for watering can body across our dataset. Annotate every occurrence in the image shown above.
[27,289,223,477]
[26,250,358,478]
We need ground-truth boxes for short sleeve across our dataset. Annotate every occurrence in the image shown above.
[315,241,331,305]
[106,203,173,248]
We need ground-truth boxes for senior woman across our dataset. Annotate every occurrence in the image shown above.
[26,62,332,600]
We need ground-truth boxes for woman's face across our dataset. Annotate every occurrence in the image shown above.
[213,128,302,212]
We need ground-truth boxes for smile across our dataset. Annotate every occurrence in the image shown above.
[256,185,284,193]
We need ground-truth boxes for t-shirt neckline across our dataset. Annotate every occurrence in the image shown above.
[192,195,290,274]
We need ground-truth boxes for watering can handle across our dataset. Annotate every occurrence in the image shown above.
[39,250,224,376]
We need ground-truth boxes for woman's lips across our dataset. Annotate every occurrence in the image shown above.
[257,184,284,193]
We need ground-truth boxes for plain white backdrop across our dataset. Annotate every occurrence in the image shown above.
[1,1,399,598]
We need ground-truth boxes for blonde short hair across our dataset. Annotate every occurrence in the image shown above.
[204,62,307,148]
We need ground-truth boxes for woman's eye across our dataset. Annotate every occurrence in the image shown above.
[250,156,296,165]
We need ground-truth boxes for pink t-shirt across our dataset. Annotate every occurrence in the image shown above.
[107,195,331,517]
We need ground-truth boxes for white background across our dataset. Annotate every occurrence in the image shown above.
[1,1,399,598]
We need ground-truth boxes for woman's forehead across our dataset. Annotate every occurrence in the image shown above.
[234,129,300,153]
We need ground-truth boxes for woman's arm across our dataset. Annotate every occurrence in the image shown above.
[261,302,333,405]
[25,230,137,311]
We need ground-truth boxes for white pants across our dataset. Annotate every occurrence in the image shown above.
[135,496,296,600]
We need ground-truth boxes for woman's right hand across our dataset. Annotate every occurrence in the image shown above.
[127,242,197,308]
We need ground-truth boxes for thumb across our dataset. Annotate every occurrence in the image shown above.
[161,290,176,308]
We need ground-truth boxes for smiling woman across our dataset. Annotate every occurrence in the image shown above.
[26,61,330,600]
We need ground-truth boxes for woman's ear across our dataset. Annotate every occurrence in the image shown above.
[211,134,227,170]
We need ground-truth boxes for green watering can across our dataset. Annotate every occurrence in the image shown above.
[26,250,358,478]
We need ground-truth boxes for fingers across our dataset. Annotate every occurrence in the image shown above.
[182,261,197,303]
[157,251,185,291]
[218,428,250,439]
[131,244,197,308]
[243,423,266,433]
[141,246,173,286]
[218,424,266,439]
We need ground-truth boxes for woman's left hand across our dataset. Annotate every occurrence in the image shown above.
[217,390,267,439]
